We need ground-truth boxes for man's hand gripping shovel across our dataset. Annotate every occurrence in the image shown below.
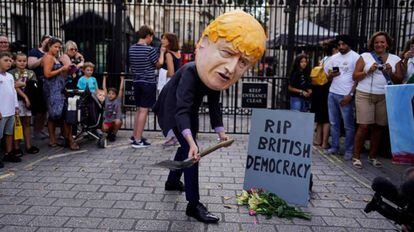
[153,139,235,170]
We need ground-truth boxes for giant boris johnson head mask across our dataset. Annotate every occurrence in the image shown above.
[195,10,267,91]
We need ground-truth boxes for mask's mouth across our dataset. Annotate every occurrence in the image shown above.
[218,72,230,82]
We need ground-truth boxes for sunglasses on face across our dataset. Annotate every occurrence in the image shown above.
[0,41,8,44]
[49,37,62,44]
[69,48,78,52]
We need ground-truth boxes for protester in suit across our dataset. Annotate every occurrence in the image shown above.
[154,10,266,224]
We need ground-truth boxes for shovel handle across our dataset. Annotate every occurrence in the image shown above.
[182,139,235,164]
[199,138,235,158]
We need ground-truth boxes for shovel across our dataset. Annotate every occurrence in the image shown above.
[153,139,235,170]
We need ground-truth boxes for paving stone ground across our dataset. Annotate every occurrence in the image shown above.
[0,131,403,231]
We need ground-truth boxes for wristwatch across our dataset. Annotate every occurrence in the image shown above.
[349,92,354,96]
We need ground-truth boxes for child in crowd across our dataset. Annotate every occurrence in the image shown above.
[9,53,40,156]
[95,89,106,103]
[102,72,124,142]
[77,62,98,92]
[0,52,21,168]
[288,54,312,112]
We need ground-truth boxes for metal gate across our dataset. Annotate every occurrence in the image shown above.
[1,0,414,133]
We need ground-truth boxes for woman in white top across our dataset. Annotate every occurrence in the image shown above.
[352,31,403,169]
[395,37,414,84]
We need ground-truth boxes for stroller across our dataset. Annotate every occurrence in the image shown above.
[66,88,106,148]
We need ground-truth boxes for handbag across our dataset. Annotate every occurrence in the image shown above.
[310,65,328,86]
[65,96,80,125]
[14,116,23,140]
[157,68,168,91]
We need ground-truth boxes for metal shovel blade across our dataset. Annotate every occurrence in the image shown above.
[153,159,196,170]
[153,139,235,170]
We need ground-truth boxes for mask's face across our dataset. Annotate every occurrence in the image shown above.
[195,38,254,91]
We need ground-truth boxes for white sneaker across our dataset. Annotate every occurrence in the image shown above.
[130,136,147,144]
[131,140,151,148]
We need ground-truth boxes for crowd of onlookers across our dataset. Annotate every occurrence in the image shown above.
[288,31,414,169]
[0,29,183,169]
[2,29,413,170]
[0,34,129,168]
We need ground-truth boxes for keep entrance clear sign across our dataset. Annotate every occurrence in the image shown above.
[123,79,135,107]
[243,109,314,206]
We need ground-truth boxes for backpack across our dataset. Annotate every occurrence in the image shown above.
[310,65,328,86]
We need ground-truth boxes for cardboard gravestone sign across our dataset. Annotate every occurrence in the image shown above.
[242,83,268,108]
[243,109,314,206]
[123,79,135,107]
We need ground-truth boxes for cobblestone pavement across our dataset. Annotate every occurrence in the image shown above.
[0,132,401,231]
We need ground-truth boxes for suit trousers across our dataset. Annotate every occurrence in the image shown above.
[167,127,200,203]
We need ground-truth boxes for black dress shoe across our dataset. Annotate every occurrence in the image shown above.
[186,202,219,224]
[165,180,184,191]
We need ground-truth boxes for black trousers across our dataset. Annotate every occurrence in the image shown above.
[167,127,199,204]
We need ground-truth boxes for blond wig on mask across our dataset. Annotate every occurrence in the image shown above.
[198,10,266,62]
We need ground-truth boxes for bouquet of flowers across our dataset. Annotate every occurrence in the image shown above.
[236,188,311,220]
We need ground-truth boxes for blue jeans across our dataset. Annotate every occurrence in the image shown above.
[328,92,355,154]
[290,96,309,112]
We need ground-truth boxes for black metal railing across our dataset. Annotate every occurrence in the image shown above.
[2,0,414,133]
[103,73,288,134]
[2,0,414,75]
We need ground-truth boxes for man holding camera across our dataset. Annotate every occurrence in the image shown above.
[365,167,414,231]
[324,35,359,161]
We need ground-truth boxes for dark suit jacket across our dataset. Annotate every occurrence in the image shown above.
[153,62,223,137]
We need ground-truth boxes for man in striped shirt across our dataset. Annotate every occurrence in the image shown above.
[129,25,165,148]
